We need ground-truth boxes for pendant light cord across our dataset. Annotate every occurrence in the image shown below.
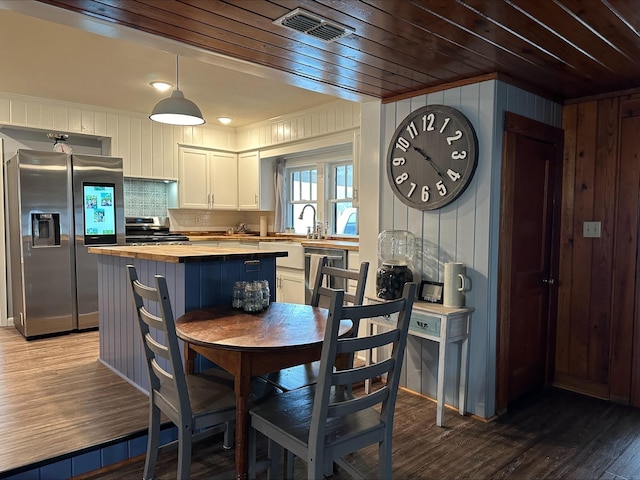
[176,55,180,91]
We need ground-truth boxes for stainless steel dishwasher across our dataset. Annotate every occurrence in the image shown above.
[304,246,348,303]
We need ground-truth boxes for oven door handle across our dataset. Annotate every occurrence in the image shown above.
[304,254,343,260]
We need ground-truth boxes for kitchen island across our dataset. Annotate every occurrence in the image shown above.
[88,244,287,392]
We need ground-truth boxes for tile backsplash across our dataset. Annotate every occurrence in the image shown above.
[124,178,176,217]
[124,178,274,233]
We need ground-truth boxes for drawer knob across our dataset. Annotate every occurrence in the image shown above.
[416,321,429,329]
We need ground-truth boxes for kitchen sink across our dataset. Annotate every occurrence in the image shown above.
[258,241,304,269]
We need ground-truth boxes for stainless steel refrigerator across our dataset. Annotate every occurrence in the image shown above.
[5,149,125,338]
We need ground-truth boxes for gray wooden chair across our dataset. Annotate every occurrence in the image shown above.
[262,260,369,392]
[249,282,417,480]
[126,265,236,480]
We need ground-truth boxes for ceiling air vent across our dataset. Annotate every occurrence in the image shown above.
[273,8,354,43]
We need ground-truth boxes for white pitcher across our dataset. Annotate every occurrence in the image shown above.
[444,262,468,307]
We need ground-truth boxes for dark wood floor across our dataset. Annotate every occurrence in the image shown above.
[4,325,640,479]
[0,326,150,475]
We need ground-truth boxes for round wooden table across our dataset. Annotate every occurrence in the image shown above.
[175,302,353,480]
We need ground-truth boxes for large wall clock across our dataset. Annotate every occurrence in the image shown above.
[386,105,479,210]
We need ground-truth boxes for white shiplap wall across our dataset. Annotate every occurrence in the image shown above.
[0,92,235,180]
[359,79,561,419]
[235,99,360,152]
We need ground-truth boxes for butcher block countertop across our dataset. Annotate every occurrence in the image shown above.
[88,245,288,264]
[186,233,359,251]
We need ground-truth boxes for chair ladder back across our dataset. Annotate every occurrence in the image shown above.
[310,283,416,454]
[126,265,192,420]
[310,262,369,308]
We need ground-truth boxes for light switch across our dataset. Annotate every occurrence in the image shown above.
[583,221,601,238]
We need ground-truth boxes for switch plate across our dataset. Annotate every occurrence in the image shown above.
[583,221,601,238]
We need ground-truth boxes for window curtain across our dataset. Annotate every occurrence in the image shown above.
[274,158,286,232]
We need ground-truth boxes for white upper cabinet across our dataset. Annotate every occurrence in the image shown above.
[178,146,238,210]
[237,151,275,211]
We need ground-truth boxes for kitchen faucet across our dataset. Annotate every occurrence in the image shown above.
[298,204,317,238]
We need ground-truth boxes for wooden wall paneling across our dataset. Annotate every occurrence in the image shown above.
[25,103,40,128]
[10,98,26,126]
[118,116,131,174]
[162,123,175,179]
[106,113,118,166]
[54,105,68,131]
[568,101,598,380]
[95,111,107,137]
[474,80,499,416]
[81,109,95,135]
[588,98,618,385]
[458,84,481,268]
[556,104,578,375]
[128,117,142,177]
[611,112,640,404]
[40,104,54,129]
[620,96,640,118]
[140,118,152,178]
[68,108,81,132]
[151,121,163,179]
[0,97,10,124]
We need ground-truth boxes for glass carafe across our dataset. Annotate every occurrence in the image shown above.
[376,230,415,300]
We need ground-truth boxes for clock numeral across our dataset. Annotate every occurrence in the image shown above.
[436,181,447,196]
[439,117,450,133]
[406,122,418,139]
[452,150,467,160]
[446,130,463,145]
[422,185,430,202]
[396,137,411,152]
[392,157,406,166]
[395,172,409,184]
[424,113,435,132]
[407,182,417,197]
[447,169,462,182]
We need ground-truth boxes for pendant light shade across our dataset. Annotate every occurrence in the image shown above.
[150,56,205,126]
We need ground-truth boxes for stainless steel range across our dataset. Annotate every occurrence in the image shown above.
[125,216,190,245]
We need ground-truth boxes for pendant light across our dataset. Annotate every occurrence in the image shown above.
[149,56,205,126]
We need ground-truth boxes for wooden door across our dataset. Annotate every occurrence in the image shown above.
[497,113,563,411]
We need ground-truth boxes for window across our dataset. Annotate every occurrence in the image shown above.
[289,167,318,235]
[284,146,356,237]
[330,163,356,235]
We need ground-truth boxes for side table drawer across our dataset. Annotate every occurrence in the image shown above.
[410,313,441,338]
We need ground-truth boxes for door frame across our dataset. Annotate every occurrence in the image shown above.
[496,112,564,413]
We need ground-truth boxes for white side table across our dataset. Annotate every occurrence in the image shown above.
[365,297,473,427]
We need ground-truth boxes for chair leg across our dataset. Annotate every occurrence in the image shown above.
[143,405,161,480]
[285,450,294,480]
[177,426,192,480]
[378,434,392,480]
[223,420,234,449]
[267,439,283,480]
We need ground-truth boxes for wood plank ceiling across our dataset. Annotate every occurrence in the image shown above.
[36,0,640,103]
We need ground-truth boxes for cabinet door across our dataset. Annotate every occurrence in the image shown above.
[277,269,305,304]
[210,152,238,210]
[238,151,260,210]
[179,147,210,209]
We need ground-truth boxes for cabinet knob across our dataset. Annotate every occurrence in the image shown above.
[542,277,555,285]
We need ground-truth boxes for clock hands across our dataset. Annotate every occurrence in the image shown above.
[413,146,446,180]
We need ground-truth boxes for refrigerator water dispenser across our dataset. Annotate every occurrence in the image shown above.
[32,213,60,247]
